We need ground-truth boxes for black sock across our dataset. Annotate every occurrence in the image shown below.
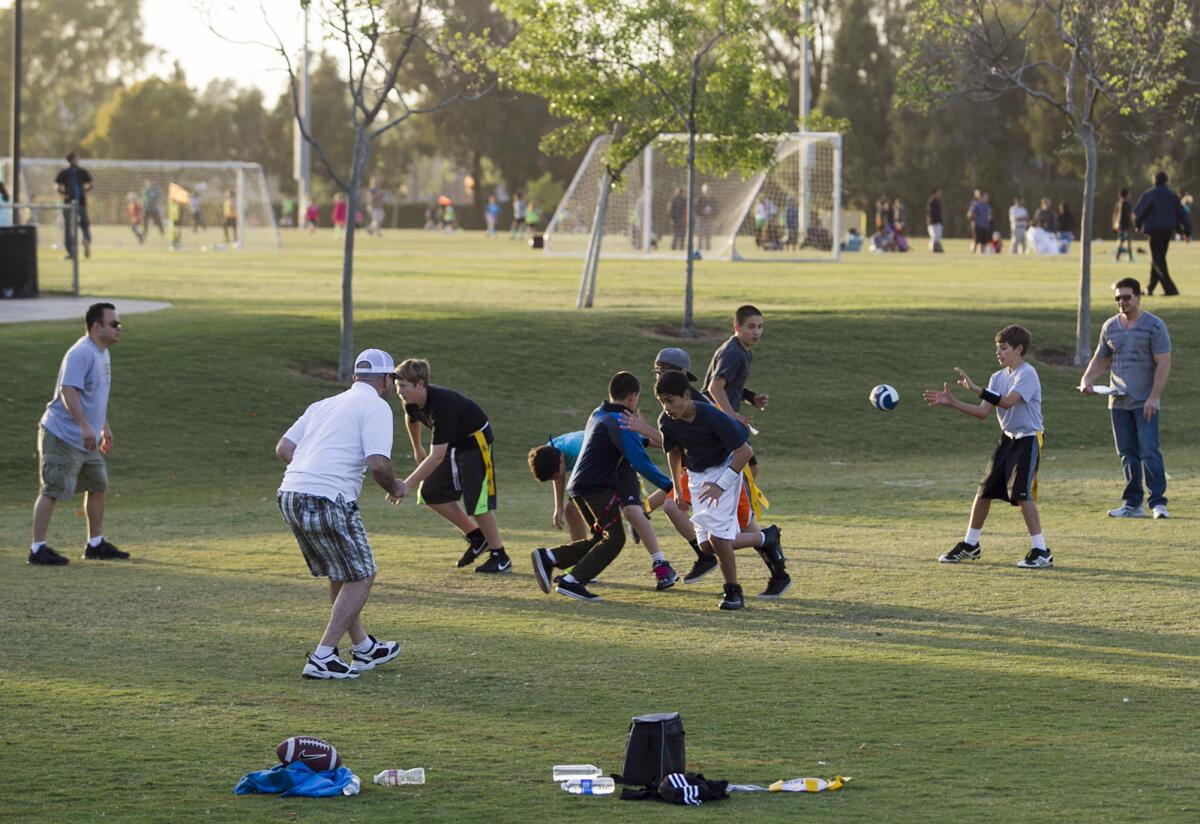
[466,528,485,545]
[689,539,703,559]
[490,546,506,556]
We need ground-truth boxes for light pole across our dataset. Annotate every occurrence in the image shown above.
[8,0,22,202]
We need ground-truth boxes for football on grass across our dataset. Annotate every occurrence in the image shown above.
[276,736,341,771]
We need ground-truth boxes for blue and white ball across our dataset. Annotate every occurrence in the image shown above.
[869,384,900,411]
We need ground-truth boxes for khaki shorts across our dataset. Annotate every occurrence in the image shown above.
[38,426,108,500]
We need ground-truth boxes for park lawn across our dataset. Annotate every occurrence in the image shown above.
[1,231,1197,823]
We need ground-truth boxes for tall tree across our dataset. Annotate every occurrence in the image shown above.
[900,0,1199,364]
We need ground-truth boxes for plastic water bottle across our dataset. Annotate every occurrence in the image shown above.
[374,768,426,785]
[560,777,615,795]
[552,764,603,781]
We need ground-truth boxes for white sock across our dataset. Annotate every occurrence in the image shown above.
[315,644,336,659]
[31,541,46,553]
[965,527,982,545]
[1031,533,1047,550]
[562,573,578,584]
[87,535,104,547]
[545,548,556,564]
[650,551,666,563]
[353,637,374,653]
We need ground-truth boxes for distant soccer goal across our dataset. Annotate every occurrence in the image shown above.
[545,132,845,263]
[0,158,280,250]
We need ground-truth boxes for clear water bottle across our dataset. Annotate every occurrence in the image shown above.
[374,768,426,785]
[560,777,615,795]
[552,764,603,781]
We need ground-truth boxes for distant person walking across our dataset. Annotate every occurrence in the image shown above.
[927,188,944,253]
[142,180,165,237]
[1056,202,1076,253]
[1113,188,1134,262]
[1009,196,1029,254]
[332,193,348,239]
[669,188,687,250]
[1080,278,1173,519]
[698,183,716,251]
[485,195,501,236]
[276,348,404,680]
[1032,197,1056,232]
[1134,171,1192,296]
[30,303,128,566]
[510,193,527,239]
[968,190,991,254]
[54,152,93,259]
[366,177,385,236]
[126,193,145,244]
[222,190,238,245]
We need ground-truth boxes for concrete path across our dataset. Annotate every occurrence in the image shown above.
[0,297,172,325]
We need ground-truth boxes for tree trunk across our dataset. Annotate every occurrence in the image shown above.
[681,56,701,337]
[1074,128,1098,366]
[339,130,370,381]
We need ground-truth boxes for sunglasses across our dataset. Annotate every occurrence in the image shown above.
[1115,294,1137,302]
[108,321,123,329]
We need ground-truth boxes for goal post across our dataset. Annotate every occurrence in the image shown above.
[0,158,281,251]
[546,131,845,264]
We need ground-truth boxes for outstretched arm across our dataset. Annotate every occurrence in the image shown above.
[923,380,992,420]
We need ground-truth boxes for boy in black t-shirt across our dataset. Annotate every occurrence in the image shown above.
[393,358,512,573]
[655,371,753,610]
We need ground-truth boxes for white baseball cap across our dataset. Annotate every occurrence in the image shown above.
[353,348,396,375]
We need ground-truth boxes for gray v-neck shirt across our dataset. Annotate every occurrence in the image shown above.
[1094,311,1171,409]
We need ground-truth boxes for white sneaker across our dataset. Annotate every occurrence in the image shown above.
[302,648,359,680]
[1107,504,1146,518]
[350,635,402,671]
[1151,505,1170,519]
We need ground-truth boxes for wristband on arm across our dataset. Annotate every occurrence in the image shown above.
[716,467,741,491]
[742,387,757,403]
[979,388,1002,405]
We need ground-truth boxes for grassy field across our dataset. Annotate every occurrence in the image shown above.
[1,231,1198,823]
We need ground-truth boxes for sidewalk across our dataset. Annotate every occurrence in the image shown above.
[0,297,171,325]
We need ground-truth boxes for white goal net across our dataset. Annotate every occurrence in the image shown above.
[545,132,845,262]
[0,158,280,250]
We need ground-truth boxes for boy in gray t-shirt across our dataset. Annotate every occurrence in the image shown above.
[922,325,1053,569]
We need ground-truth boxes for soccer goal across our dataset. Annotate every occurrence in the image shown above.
[0,158,281,250]
[545,132,845,263]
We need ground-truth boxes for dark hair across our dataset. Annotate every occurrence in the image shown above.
[735,304,762,325]
[67,151,78,163]
[608,370,640,401]
[85,302,115,330]
[1119,187,1129,198]
[1112,277,1141,296]
[654,370,691,398]
[527,444,562,482]
[1155,170,1168,186]
[995,324,1032,357]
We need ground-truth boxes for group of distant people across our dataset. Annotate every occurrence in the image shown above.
[872,194,911,252]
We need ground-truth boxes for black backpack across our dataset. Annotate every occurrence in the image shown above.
[615,712,686,785]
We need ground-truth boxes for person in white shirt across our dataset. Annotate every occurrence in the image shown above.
[276,348,406,680]
[1009,196,1030,254]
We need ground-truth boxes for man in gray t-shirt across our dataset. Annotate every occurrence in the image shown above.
[30,303,128,565]
[1081,278,1172,519]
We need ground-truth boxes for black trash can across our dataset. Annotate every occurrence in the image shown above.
[0,224,39,298]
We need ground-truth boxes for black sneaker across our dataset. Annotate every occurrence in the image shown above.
[1017,547,1054,569]
[938,542,980,564]
[28,545,69,566]
[719,583,745,610]
[762,524,782,556]
[652,560,679,591]
[531,548,554,593]
[555,578,601,602]
[350,635,402,671]
[758,573,792,599]
[475,550,512,574]
[683,554,719,583]
[301,648,359,680]
[83,539,130,560]
[457,532,489,567]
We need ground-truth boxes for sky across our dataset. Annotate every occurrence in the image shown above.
[141,0,312,101]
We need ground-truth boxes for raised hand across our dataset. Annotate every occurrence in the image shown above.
[923,383,954,407]
[953,367,979,393]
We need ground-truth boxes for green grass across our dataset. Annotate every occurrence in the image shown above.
[1,231,1198,823]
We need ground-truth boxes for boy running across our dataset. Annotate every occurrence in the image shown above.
[393,358,512,573]
[923,325,1053,569]
[530,372,677,601]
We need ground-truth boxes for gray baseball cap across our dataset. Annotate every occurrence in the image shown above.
[654,347,697,382]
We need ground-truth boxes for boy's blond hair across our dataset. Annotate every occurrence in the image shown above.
[395,358,430,385]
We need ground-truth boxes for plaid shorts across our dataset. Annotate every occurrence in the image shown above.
[277,491,376,582]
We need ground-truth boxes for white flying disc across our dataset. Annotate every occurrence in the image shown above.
[1079,384,1124,396]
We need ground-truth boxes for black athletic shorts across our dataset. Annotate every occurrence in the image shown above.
[978,434,1040,505]
[973,225,990,245]
[616,462,643,508]
[420,442,497,514]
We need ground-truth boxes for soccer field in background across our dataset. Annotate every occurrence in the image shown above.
[1,232,1197,822]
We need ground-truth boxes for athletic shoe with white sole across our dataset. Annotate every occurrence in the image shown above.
[653,560,679,591]
[531,548,554,593]
[938,542,981,563]
[475,550,512,574]
[1107,503,1146,518]
[457,532,489,567]
[1152,504,1170,519]
[719,583,745,610]
[1016,547,1054,569]
[351,635,402,671]
[302,648,359,680]
[683,554,719,584]
[555,578,600,602]
[758,574,792,599]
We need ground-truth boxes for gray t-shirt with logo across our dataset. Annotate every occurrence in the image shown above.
[40,336,111,450]
[1094,312,1171,410]
[986,362,1043,436]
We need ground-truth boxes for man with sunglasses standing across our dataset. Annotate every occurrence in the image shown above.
[31,303,125,565]
[1080,278,1173,519]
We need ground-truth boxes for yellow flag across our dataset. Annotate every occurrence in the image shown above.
[168,182,190,205]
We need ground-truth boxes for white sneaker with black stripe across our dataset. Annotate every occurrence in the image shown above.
[351,635,402,671]
[302,648,359,680]
[1017,547,1053,569]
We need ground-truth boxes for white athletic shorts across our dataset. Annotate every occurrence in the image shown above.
[688,460,743,543]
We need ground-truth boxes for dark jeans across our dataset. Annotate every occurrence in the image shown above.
[64,202,91,254]
[1147,231,1178,295]
[1111,406,1167,508]
[552,490,625,583]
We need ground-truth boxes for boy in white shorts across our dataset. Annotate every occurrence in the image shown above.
[655,370,753,610]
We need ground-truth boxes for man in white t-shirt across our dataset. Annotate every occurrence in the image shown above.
[276,348,406,680]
